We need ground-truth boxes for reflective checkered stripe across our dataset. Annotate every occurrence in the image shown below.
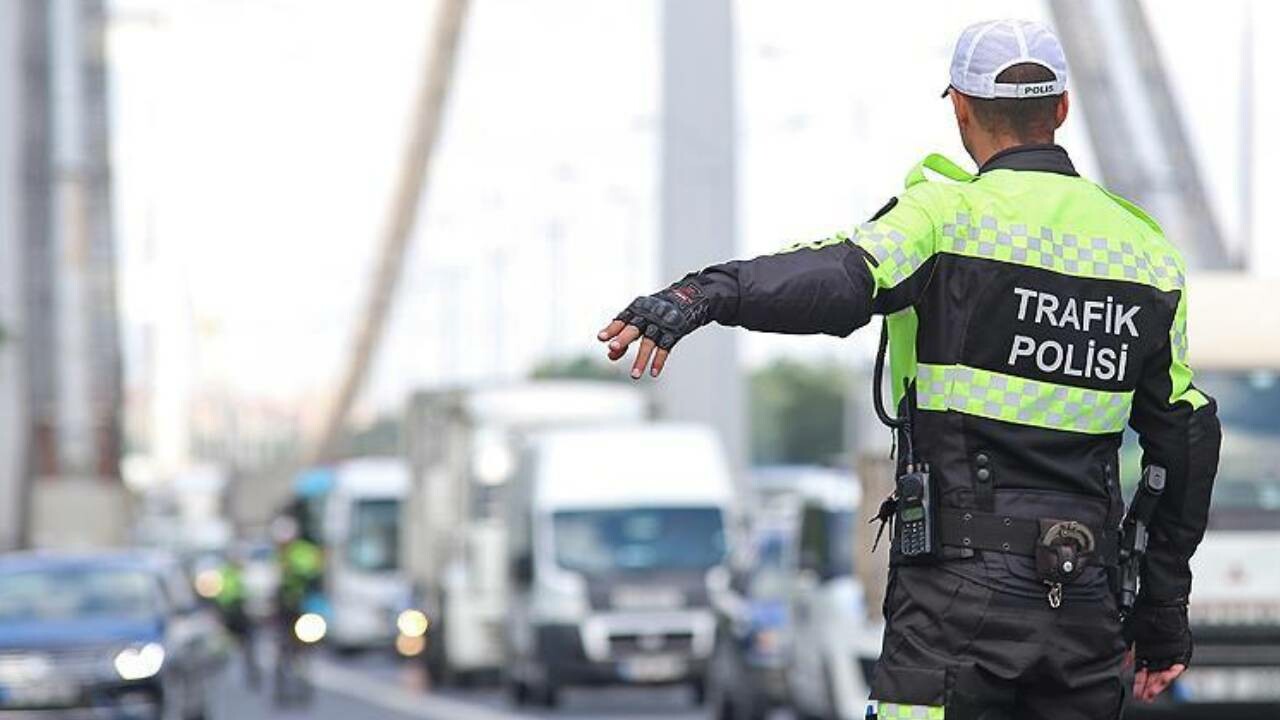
[1168,290,1207,409]
[937,212,1184,292]
[854,221,931,287]
[917,363,1132,434]
[878,702,945,719]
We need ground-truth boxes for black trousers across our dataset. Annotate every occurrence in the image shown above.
[870,564,1128,720]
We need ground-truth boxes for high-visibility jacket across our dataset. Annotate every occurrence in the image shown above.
[215,563,246,611]
[279,539,323,611]
[687,144,1221,605]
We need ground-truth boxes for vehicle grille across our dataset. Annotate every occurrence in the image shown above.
[0,647,112,686]
[608,631,694,657]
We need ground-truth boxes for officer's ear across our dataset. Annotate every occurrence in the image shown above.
[1054,91,1069,130]
[951,91,971,132]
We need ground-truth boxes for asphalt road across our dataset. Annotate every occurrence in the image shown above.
[214,644,719,720]
[209,642,1280,720]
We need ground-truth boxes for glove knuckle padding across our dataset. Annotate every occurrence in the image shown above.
[611,281,710,351]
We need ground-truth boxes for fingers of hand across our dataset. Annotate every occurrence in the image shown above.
[650,348,669,377]
[1134,664,1184,702]
[606,325,642,361]
[598,320,626,341]
[1133,670,1152,702]
[1148,665,1185,699]
[630,338,656,379]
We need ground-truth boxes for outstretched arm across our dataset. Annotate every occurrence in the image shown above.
[598,195,938,378]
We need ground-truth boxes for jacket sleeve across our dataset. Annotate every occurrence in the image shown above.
[1128,275,1222,605]
[686,193,939,337]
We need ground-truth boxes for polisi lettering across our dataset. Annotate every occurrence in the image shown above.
[1007,287,1138,382]
[1021,82,1055,96]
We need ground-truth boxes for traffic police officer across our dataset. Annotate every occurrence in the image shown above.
[598,19,1221,719]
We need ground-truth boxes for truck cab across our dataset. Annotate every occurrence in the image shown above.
[1128,274,1280,714]
[322,457,411,652]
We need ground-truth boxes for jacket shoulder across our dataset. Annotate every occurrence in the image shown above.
[1095,186,1164,236]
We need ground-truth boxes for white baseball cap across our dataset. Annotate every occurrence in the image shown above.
[943,19,1068,100]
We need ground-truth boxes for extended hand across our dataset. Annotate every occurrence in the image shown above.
[597,282,709,379]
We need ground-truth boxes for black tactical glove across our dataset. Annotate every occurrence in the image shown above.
[1124,599,1192,670]
[613,280,711,350]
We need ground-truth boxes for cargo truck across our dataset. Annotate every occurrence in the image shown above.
[401,381,648,684]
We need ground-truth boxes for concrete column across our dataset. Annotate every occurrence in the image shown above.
[0,0,29,551]
[659,0,746,473]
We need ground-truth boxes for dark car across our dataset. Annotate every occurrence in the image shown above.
[707,527,794,720]
[0,551,228,719]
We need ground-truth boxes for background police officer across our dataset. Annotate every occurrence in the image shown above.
[598,18,1221,720]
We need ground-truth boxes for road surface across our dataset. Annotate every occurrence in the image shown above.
[214,644,729,720]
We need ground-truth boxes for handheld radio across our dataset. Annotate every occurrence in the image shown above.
[871,319,936,558]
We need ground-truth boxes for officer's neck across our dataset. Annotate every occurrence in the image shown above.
[969,134,1055,168]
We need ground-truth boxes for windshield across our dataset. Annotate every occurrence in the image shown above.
[1198,370,1280,529]
[1121,370,1280,530]
[0,567,160,623]
[828,510,855,575]
[553,507,726,576]
[346,499,400,572]
[749,532,790,599]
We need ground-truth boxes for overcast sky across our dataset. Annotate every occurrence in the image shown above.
[107,0,1277,427]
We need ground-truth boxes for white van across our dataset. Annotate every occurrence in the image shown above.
[504,423,736,707]
[323,457,411,651]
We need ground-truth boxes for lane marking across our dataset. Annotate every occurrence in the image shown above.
[310,658,529,720]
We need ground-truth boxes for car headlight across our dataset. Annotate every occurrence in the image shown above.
[396,609,430,639]
[193,569,223,600]
[114,643,166,681]
[294,612,327,644]
[752,628,782,655]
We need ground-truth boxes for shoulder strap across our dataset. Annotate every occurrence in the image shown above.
[905,153,976,188]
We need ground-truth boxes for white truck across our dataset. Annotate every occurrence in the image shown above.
[322,457,411,652]
[401,381,648,684]
[503,422,737,708]
[1150,273,1280,711]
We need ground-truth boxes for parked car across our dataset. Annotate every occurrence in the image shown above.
[781,469,879,720]
[707,523,794,720]
[0,550,228,719]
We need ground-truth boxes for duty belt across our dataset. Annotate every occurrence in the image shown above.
[937,508,1119,567]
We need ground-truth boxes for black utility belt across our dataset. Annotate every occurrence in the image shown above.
[937,507,1119,568]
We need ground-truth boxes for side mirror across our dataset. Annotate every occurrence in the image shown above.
[512,554,534,587]
[798,548,823,575]
[706,565,732,596]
